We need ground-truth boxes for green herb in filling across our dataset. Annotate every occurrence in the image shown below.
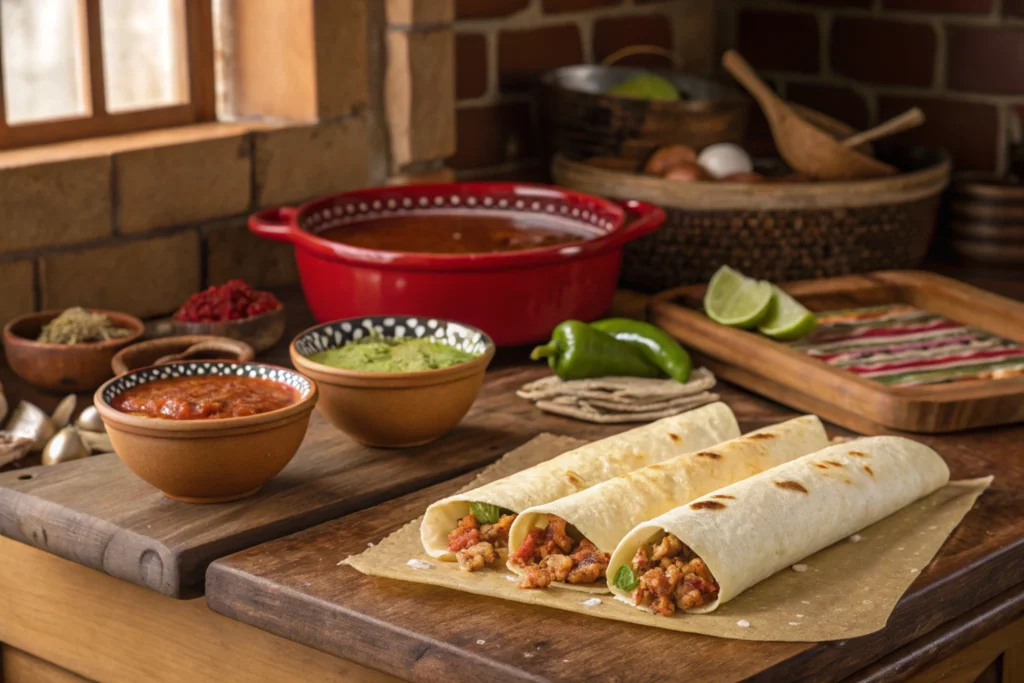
[469,502,511,525]
[613,564,639,592]
[309,335,476,372]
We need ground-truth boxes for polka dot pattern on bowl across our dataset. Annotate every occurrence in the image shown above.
[102,362,313,405]
[298,190,620,237]
[293,316,491,359]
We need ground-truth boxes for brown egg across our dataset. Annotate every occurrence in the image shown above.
[663,161,710,182]
[644,145,698,176]
[719,172,765,183]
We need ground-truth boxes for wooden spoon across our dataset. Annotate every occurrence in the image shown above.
[842,107,925,149]
[722,50,897,180]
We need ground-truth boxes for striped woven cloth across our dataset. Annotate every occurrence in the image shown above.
[791,304,1024,387]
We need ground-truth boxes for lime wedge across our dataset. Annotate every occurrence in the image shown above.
[704,266,773,328]
[758,286,818,341]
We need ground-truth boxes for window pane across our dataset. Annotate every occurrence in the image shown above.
[1,0,88,125]
[100,0,188,113]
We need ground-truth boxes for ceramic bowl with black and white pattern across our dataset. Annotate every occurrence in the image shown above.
[100,361,315,407]
[288,317,496,447]
[291,316,493,367]
[93,361,319,503]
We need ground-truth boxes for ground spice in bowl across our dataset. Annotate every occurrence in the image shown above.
[37,307,134,344]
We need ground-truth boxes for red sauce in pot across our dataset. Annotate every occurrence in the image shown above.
[318,213,593,254]
[112,376,299,420]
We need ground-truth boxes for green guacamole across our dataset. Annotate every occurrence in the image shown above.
[310,336,476,372]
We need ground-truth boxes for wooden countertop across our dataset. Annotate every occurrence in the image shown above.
[0,288,655,599]
[204,365,1024,683]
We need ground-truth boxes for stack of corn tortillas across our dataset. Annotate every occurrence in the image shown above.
[517,368,719,424]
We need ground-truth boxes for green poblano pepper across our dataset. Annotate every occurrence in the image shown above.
[530,320,662,381]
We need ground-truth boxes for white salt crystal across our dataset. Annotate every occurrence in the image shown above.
[406,559,434,570]
[910,568,919,573]
[792,564,809,572]
[581,598,602,607]
[476,640,486,645]
[736,620,751,628]
[848,534,862,543]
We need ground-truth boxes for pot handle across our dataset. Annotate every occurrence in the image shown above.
[249,206,300,243]
[614,200,665,243]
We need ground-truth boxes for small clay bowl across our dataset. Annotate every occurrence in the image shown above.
[4,309,145,393]
[112,335,255,376]
[95,361,317,503]
[172,306,287,354]
[290,316,495,448]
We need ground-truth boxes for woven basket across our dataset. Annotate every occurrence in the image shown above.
[552,147,951,292]
[539,65,750,165]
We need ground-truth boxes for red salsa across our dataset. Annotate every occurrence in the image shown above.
[112,376,299,420]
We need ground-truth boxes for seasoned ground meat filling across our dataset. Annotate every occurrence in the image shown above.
[511,516,611,589]
[631,534,719,616]
[456,542,497,572]
[447,513,517,572]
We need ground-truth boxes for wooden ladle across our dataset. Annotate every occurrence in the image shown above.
[722,50,898,180]
[842,107,925,149]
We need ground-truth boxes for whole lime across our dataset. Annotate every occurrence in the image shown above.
[606,74,679,101]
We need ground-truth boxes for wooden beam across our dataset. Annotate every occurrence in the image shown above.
[0,535,398,683]
[83,0,106,117]
[184,0,216,120]
[2,646,90,683]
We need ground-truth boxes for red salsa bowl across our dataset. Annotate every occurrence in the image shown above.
[248,183,665,346]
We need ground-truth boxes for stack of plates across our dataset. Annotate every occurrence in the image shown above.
[949,175,1024,266]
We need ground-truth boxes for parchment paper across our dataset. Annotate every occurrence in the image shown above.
[344,434,991,642]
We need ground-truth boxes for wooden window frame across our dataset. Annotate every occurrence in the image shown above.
[0,0,215,150]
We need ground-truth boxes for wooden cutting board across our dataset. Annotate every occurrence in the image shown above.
[0,365,633,599]
[205,398,1024,682]
[650,270,1024,435]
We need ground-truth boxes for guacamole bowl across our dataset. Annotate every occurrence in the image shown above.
[290,316,495,447]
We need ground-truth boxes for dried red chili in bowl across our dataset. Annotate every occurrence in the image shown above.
[174,280,282,323]
[171,280,286,354]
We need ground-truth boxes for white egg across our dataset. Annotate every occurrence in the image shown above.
[697,143,754,179]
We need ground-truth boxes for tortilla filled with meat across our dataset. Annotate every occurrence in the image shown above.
[505,415,828,593]
[607,436,950,615]
[420,402,740,569]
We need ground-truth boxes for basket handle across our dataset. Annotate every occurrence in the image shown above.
[601,45,679,69]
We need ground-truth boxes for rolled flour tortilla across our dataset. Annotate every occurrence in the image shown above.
[608,436,951,613]
[420,402,740,559]
[506,415,829,592]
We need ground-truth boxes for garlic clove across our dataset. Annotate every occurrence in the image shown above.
[8,402,55,451]
[51,394,77,430]
[75,406,106,433]
[42,427,90,466]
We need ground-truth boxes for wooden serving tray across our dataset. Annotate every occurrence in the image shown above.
[650,270,1024,434]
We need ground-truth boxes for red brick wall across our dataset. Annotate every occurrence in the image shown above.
[721,1,1022,173]
[450,0,714,178]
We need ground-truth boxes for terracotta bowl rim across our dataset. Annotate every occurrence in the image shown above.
[3,308,145,351]
[288,316,497,384]
[94,360,319,435]
[170,303,287,329]
[110,335,256,376]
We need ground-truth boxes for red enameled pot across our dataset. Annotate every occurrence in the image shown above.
[248,183,665,346]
